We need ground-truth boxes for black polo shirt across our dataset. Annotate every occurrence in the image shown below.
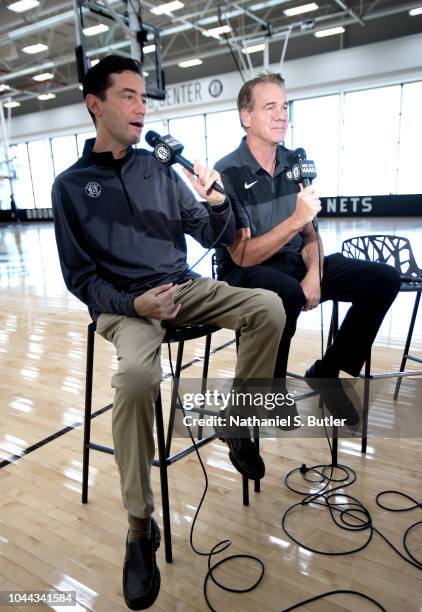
[215,137,303,274]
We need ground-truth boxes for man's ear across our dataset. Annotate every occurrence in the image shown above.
[240,108,251,129]
[85,94,102,120]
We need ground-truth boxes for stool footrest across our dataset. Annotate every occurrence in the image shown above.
[152,433,217,467]
[87,442,114,455]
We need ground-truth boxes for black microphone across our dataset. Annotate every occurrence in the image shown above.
[145,130,225,195]
[292,147,318,231]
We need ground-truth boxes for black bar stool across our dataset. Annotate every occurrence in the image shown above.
[81,319,256,563]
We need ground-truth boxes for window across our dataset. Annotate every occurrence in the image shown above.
[397,82,422,195]
[341,85,401,195]
[0,149,12,211]
[27,139,55,208]
[206,110,244,167]
[51,135,78,176]
[291,95,340,196]
[8,143,35,209]
[76,131,96,157]
[168,114,207,195]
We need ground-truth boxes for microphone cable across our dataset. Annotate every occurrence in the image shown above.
[173,194,234,285]
[314,223,325,359]
[166,342,265,612]
[278,406,421,611]
[166,345,421,610]
[146,149,235,287]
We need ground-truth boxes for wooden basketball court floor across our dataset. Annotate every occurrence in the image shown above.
[0,217,421,611]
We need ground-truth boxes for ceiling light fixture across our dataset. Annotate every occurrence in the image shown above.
[4,100,21,108]
[143,44,156,54]
[83,24,109,36]
[22,43,48,54]
[241,43,266,54]
[178,58,203,67]
[32,72,54,82]
[314,26,345,37]
[151,1,184,16]
[202,25,232,38]
[409,6,422,15]
[0,85,11,93]
[7,0,39,12]
[38,93,56,100]
[284,2,318,17]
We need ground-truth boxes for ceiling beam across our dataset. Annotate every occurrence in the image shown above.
[333,0,365,25]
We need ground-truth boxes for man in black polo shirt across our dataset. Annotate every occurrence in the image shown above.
[215,73,400,381]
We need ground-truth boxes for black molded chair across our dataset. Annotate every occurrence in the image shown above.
[328,235,422,452]
[81,320,220,563]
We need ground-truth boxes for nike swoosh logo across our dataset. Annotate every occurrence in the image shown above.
[244,180,258,189]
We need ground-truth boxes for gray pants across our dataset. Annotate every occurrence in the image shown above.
[96,277,285,518]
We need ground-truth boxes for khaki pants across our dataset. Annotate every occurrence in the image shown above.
[96,277,285,518]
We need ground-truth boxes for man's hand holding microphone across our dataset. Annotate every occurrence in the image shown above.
[292,183,322,231]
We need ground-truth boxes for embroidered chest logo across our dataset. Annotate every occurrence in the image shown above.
[244,180,258,190]
[85,182,102,198]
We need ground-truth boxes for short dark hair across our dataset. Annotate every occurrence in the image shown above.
[237,72,285,128]
[82,54,142,124]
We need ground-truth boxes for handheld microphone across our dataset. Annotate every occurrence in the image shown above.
[145,130,225,195]
[292,147,318,231]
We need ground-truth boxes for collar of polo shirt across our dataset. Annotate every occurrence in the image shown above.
[238,136,291,177]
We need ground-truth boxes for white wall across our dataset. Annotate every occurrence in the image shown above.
[9,32,422,143]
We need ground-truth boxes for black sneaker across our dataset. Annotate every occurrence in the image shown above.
[123,517,161,610]
[305,362,361,428]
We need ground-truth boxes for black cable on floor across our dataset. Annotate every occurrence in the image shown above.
[279,407,421,610]
[375,490,422,568]
[282,589,387,611]
[166,342,264,611]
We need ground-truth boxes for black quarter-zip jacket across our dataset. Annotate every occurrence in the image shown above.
[52,138,235,317]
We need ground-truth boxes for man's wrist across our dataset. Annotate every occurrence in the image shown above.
[304,266,321,279]
[287,213,303,233]
[209,198,229,214]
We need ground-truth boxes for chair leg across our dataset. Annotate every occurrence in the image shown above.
[165,341,184,458]
[361,353,371,455]
[327,301,339,350]
[82,322,96,504]
[155,391,173,563]
[234,330,253,505]
[394,291,421,401]
[253,426,260,493]
[198,333,212,441]
[331,426,338,467]
[235,329,240,354]
[242,475,249,506]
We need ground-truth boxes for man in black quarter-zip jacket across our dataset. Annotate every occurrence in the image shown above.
[215,73,400,383]
[52,56,286,610]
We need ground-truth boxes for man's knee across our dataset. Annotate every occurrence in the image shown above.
[254,289,286,332]
[370,263,401,300]
[113,361,161,398]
